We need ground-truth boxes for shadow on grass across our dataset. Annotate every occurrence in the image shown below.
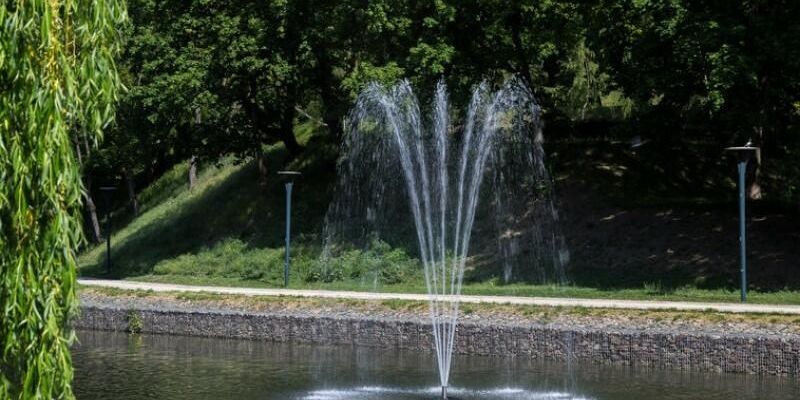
[81,133,800,295]
[549,138,800,292]
[81,142,337,278]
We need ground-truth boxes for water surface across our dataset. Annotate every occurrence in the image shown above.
[73,330,799,399]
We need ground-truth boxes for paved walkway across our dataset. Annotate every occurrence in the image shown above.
[78,278,800,315]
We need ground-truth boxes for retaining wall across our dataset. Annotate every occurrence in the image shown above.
[74,305,800,375]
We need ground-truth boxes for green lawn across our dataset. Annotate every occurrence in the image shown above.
[77,138,800,307]
[123,273,800,305]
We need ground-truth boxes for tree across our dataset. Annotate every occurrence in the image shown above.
[88,0,800,210]
[0,0,126,398]
[122,0,309,163]
[585,0,800,198]
[114,0,425,186]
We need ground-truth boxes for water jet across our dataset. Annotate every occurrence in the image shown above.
[323,78,568,391]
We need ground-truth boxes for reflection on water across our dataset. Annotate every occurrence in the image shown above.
[73,330,800,400]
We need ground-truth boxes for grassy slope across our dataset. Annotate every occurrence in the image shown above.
[78,131,338,281]
[78,134,800,304]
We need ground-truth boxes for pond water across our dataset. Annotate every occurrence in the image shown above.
[73,330,799,400]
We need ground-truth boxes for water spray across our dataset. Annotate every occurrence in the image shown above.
[324,77,567,392]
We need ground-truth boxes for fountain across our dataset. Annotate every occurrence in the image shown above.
[323,78,568,398]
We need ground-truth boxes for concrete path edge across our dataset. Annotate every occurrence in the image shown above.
[78,278,800,315]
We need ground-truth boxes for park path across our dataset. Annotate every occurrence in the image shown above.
[78,278,800,315]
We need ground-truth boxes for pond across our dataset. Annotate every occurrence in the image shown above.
[73,330,800,400]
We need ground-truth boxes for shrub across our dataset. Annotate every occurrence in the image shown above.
[152,239,290,284]
[306,240,420,285]
[127,310,144,334]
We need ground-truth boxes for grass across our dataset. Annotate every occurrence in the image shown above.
[125,273,800,305]
[77,132,800,307]
[78,158,250,276]
[78,137,338,279]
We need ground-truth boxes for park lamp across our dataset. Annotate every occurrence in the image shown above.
[277,171,301,288]
[723,143,759,303]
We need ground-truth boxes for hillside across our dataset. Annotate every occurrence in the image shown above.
[78,140,338,284]
[78,136,800,300]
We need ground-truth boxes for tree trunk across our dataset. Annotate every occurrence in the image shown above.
[123,167,139,215]
[745,5,766,201]
[510,8,534,92]
[314,47,344,140]
[188,155,198,191]
[281,131,302,158]
[256,150,269,187]
[189,108,201,192]
[84,183,103,243]
[280,106,303,157]
[748,127,763,200]
[75,138,103,242]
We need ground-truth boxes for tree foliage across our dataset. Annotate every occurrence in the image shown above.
[0,0,126,398]
[586,1,800,143]
[93,0,800,209]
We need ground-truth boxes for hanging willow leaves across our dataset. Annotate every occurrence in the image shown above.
[0,0,126,399]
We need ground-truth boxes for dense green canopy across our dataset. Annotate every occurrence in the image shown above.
[91,0,799,223]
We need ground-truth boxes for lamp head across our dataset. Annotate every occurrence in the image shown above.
[277,170,301,182]
[724,143,759,162]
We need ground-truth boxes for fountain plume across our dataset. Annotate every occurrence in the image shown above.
[323,78,568,394]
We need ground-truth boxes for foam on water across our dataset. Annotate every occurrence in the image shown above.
[302,386,592,400]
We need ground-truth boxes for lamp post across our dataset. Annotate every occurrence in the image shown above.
[724,144,759,303]
[278,171,301,287]
[99,186,117,275]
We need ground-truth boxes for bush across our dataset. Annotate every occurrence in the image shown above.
[127,310,144,334]
[152,239,290,284]
[305,240,420,285]
[149,238,420,286]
